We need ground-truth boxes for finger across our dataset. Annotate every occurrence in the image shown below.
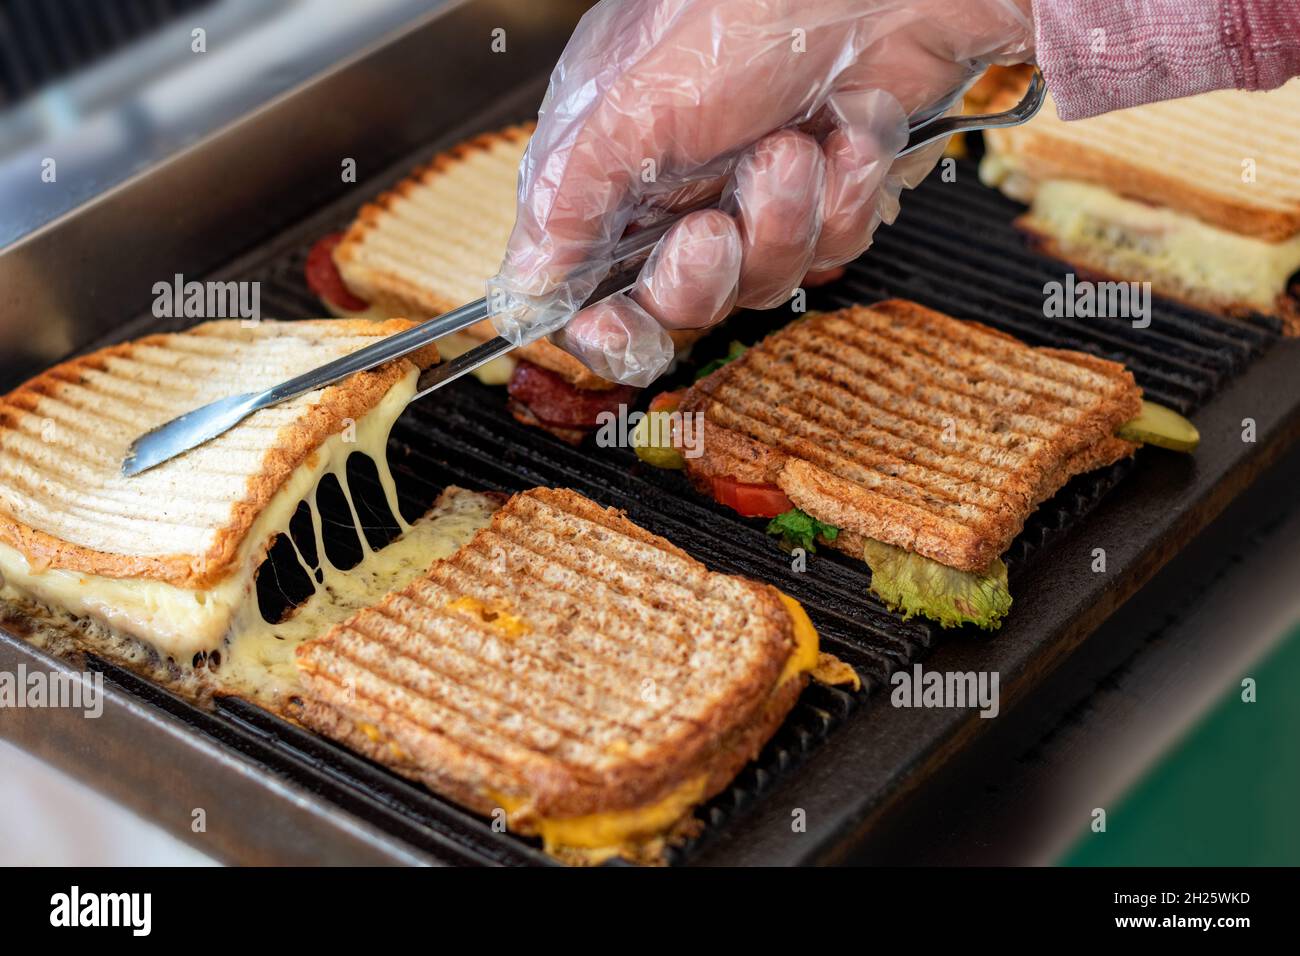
[549,294,675,388]
[810,89,908,270]
[890,126,951,190]
[729,129,826,310]
[802,266,845,287]
[633,210,741,331]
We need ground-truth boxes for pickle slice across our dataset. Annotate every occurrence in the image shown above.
[632,410,685,469]
[1117,400,1200,452]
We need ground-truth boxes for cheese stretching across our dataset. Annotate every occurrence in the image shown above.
[982,172,1300,318]
[294,487,829,864]
[0,319,438,663]
[219,486,499,708]
[980,79,1300,329]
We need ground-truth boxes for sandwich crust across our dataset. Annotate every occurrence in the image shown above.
[681,301,1141,572]
[0,319,434,588]
[983,81,1300,242]
[332,123,703,391]
[294,487,806,836]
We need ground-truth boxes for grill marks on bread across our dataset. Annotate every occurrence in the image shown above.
[332,123,704,391]
[0,319,429,587]
[984,82,1300,241]
[330,124,626,389]
[295,488,801,821]
[681,301,1141,571]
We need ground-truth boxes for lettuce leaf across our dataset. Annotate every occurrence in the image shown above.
[862,539,1012,631]
[694,340,749,380]
[767,509,839,554]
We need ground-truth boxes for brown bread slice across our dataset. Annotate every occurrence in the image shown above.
[680,300,1141,572]
[294,487,810,860]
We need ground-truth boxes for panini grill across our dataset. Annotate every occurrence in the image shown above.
[2,0,1297,866]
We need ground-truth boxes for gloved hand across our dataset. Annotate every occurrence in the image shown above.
[488,0,1035,386]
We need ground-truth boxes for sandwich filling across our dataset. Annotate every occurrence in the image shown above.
[978,80,1300,326]
[0,319,444,668]
[678,301,1144,630]
[482,592,822,862]
[219,484,499,707]
[981,162,1300,316]
[0,371,416,662]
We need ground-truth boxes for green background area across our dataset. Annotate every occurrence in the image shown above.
[1062,627,1300,866]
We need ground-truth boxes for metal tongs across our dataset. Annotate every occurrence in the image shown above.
[122,70,1045,476]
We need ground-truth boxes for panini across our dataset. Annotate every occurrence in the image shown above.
[0,318,437,662]
[295,486,822,864]
[331,124,702,387]
[326,123,710,444]
[981,80,1300,331]
[679,300,1144,627]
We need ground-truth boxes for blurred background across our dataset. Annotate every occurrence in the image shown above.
[0,0,1296,866]
[1,0,455,248]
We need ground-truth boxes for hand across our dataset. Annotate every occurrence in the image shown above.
[488,0,1035,385]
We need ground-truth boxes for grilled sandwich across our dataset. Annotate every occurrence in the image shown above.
[294,486,826,864]
[309,124,705,442]
[0,318,441,664]
[676,300,1149,629]
[981,79,1300,332]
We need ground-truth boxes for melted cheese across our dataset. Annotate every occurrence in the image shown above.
[0,365,500,705]
[980,159,1300,313]
[219,489,496,705]
[443,596,528,639]
[0,371,415,663]
[432,331,517,386]
[495,776,710,862]
[775,591,821,686]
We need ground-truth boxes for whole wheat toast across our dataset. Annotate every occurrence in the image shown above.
[294,486,809,855]
[680,301,1141,572]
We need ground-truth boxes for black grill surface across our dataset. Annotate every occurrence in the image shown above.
[20,144,1280,865]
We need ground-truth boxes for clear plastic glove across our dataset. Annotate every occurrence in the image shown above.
[487,0,1035,386]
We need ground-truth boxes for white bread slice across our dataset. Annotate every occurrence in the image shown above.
[0,319,435,658]
[982,81,1300,329]
[333,125,704,390]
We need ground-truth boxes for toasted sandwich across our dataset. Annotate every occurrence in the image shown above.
[218,484,503,710]
[981,79,1300,332]
[308,124,704,443]
[0,319,441,665]
[294,486,830,864]
[673,300,1164,630]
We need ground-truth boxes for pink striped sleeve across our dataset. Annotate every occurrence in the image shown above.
[1034,0,1300,120]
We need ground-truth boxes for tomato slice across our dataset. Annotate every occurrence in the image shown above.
[648,388,685,414]
[707,476,793,518]
[305,233,370,312]
[507,361,639,429]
